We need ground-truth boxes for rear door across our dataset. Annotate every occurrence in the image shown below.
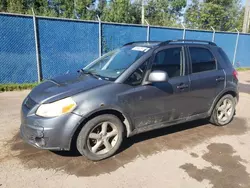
[187,46,225,115]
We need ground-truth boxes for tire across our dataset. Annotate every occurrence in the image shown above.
[209,94,236,126]
[76,114,124,161]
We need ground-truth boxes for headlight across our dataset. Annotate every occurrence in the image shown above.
[36,97,76,117]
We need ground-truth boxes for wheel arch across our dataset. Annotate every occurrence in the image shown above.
[209,88,238,115]
[69,109,133,150]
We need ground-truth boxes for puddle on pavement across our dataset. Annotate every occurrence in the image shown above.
[180,143,250,188]
[4,117,249,177]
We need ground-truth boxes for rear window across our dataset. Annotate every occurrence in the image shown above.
[218,48,233,68]
[189,47,216,73]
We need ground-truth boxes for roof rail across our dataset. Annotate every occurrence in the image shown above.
[123,41,160,46]
[160,39,217,46]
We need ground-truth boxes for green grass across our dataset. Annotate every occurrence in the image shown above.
[236,67,250,71]
[0,83,38,92]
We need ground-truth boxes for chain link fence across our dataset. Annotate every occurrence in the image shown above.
[38,17,99,80]
[1,12,250,84]
[102,23,147,53]
[0,14,37,83]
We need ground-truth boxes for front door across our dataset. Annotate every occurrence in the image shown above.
[120,46,192,129]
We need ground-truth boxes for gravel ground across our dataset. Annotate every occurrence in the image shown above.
[0,71,250,188]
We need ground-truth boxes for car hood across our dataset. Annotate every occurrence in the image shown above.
[29,72,111,103]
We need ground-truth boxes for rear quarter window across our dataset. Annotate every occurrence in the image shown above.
[217,48,233,68]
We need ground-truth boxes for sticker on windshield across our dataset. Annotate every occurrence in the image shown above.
[132,46,150,52]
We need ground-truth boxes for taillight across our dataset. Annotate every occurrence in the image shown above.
[233,70,238,80]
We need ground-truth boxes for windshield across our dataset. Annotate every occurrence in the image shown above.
[82,45,150,80]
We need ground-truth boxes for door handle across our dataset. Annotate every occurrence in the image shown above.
[177,84,189,89]
[216,77,225,82]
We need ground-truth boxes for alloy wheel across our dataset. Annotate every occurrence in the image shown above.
[87,121,119,155]
[217,98,233,123]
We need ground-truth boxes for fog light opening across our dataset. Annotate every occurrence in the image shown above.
[35,137,46,147]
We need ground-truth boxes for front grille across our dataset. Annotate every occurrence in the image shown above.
[24,96,37,109]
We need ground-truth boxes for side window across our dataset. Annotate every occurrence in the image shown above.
[218,48,233,68]
[152,47,183,78]
[189,47,216,73]
[124,60,148,86]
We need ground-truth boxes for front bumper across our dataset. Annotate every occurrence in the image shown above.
[20,123,61,150]
[20,99,82,151]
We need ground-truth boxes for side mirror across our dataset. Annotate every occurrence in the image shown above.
[148,70,169,82]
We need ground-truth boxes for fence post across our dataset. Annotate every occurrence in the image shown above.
[181,23,186,40]
[145,19,150,41]
[97,15,102,57]
[211,26,215,42]
[32,8,42,83]
[233,28,240,66]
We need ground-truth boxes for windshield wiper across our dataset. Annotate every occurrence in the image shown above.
[78,69,102,79]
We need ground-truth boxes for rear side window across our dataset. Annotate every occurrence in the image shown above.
[218,48,233,68]
[189,47,216,73]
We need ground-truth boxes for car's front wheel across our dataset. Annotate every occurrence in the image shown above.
[210,94,236,126]
[76,114,124,161]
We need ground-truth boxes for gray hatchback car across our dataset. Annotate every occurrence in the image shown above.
[20,39,239,161]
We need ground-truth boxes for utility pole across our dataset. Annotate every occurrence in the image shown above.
[243,0,250,33]
[141,0,145,25]
[74,0,76,18]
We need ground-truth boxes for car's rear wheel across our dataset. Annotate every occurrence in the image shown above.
[210,94,236,126]
[76,114,124,161]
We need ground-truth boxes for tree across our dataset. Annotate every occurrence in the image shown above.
[46,0,96,19]
[3,0,245,32]
[101,0,186,26]
[58,0,75,18]
[145,0,186,27]
[102,0,138,23]
[96,0,106,17]
[25,0,58,17]
[74,0,96,20]
[184,0,201,29]
[129,1,141,24]
[0,0,7,12]
[6,0,27,13]
[185,0,243,31]
[235,7,245,32]
[0,0,185,27]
